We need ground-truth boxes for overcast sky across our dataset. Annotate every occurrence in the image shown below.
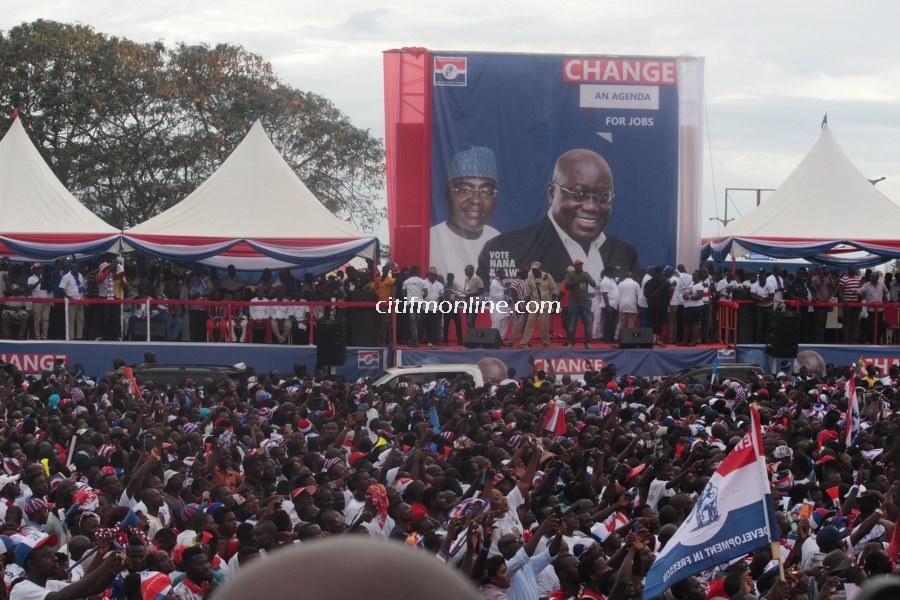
[5,1,900,242]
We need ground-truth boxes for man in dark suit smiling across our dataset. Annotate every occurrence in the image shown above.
[478,148,639,283]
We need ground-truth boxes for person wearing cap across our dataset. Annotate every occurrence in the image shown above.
[564,260,595,348]
[94,259,126,341]
[26,264,52,340]
[0,474,22,522]
[419,267,444,346]
[22,498,50,535]
[519,262,557,348]
[479,148,639,284]
[11,531,125,600]
[430,146,501,283]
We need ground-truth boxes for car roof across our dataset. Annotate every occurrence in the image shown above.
[389,364,479,370]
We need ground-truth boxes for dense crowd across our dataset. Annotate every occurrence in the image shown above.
[3,258,899,352]
[0,353,898,600]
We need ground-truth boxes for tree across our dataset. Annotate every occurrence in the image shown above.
[0,20,385,231]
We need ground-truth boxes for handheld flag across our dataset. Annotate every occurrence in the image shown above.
[710,358,719,392]
[844,358,864,447]
[123,366,144,402]
[541,399,568,436]
[643,406,777,600]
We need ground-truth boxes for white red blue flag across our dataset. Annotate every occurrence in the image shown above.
[844,357,864,447]
[541,399,568,436]
[643,406,777,600]
[590,510,630,543]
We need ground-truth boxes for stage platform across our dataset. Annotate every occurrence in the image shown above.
[0,339,896,383]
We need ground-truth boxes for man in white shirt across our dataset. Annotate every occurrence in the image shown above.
[248,288,272,343]
[57,262,86,340]
[664,266,679,344]
[597,269,619,342]
[11,531,124,600]
[430,146,501,282]
[615,272,640,341]
[638,268,652,327]
[420,267,445,346]
[488,268,511,341]
[675,265,693,345]
[752,269,776,343]
[269,288,293,344]
[462,265,485,328]
[859,271,890,343]
[716,271,737,300]
[401,266,427,347]
[27,264,51,340]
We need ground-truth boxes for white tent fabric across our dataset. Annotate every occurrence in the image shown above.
[124,121,378,271]
[0,118,120,260]
[703,126,900,266]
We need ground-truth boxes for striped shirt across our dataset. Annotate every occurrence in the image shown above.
[838,274,862,302]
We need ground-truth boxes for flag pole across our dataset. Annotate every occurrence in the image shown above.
[751,404,784,579]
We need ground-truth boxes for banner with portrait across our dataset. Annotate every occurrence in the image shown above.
[423,52,704,284]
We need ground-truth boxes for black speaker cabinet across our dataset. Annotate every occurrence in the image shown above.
[766,311,800,357]
[463,327,502,349]
[619,327,653,349]
[316,319,347,366]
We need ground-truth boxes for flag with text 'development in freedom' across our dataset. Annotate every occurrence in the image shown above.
[845,357,865,447]
[643,406,777,600]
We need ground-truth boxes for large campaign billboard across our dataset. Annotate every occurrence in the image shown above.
[384,50,704,285]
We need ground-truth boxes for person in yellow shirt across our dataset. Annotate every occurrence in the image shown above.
[374,263,395,345]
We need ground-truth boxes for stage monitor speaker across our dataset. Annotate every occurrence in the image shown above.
[464,327,502,349]
[347,293,377,347]
[766,311,800,357]
[619,327,653,349]
[316,319,347,366]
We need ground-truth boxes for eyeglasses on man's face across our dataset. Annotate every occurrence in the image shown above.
[553,182,614,205]
[451,185,498,199]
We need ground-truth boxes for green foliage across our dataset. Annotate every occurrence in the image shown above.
[0,20,385,231]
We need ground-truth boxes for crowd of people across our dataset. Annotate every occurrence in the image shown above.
[379,260,900,350]
[2,255,898,351]
[0,259,374,345]
[0,353,898,599]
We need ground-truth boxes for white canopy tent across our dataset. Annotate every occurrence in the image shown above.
[703,125,900,267]
[123,121,378,272]
[0,118,120,261]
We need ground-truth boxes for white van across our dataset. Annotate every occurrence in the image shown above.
[372,364,484,389]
